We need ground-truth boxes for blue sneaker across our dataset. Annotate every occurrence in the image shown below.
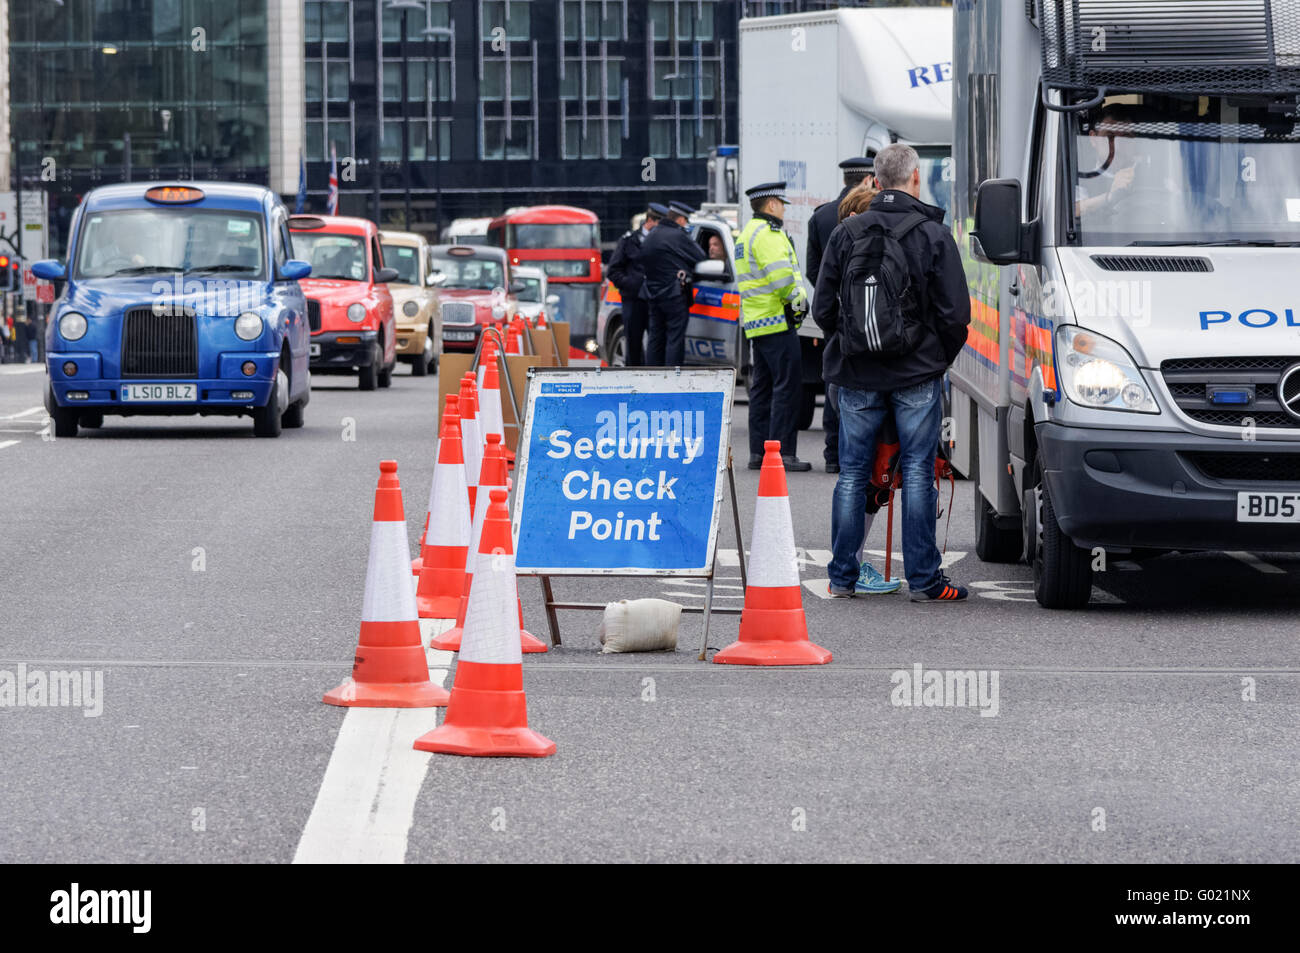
[856,563,902,595]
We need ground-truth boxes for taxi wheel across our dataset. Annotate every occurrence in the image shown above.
[253,370,286,438]
[282,398,306,429]
[358,343,379,391]
[378,359,393,389]
[411,332,432,377]
[80,412,104,429]
[51,406,79,438]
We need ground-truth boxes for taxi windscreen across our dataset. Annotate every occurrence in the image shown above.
[290,232,369,281]
[75,208,266,279]
[380,244,421,285]
[430,256,504,290]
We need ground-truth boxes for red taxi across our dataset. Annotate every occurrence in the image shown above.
[288,215,398,390]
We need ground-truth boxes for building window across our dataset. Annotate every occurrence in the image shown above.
[306,0,350,43]
[561,58,621,100]
[482,59,534,100]
[483,119,532,159]
[307,118,353,162]
[562,0,623,40]
[649,118,673,159]
[383,1,451,41]
[481,0,532,41]
[649,1,715,43]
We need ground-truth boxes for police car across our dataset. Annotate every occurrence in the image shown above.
[34,183,313,438]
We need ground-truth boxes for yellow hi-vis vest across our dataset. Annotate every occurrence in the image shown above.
[735,215,804,339]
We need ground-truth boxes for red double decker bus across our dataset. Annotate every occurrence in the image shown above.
[487,205,601,356]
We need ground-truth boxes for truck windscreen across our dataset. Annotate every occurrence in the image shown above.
[916,146,953,223]
[1070,95,1300,247]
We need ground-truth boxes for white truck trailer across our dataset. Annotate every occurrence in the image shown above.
[954,0,1300,608]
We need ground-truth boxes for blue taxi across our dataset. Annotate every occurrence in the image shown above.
[34,183,313,438]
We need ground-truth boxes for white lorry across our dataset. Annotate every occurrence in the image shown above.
[953,0,1300,608]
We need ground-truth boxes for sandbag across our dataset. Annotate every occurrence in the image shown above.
[598,598,682,653]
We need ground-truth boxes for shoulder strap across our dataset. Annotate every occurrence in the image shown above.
[887,211,930,242]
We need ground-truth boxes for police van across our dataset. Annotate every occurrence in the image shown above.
[35,183,313,438]
[596,213,827,429]
[953,0,1300,607]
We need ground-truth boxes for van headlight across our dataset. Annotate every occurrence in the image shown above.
[1056,326,1158,413]
[59,311,87,341]
[347,303,366,322]
[234,312,264,341]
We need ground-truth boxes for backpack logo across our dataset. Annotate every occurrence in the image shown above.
[862,274,882,351]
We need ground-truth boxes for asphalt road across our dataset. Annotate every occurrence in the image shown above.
[0,360,1296,863]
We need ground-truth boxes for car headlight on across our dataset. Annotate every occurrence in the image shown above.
[347,303,366,323]
[59,311,87,341]
[1055,326,1158,413]
[234,312,264,341]
[402,300,419,318]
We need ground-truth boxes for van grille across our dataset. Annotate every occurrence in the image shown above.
[1091,255,1212,273]
[441,301,476,326]
[1188,452,1300,483]
[121,307,198,378]
[307,299,321,332]
[1161,356,1300,430]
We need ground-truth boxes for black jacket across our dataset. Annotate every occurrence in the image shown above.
[813,190,970,392]
[805,186,850,286]
[606,227,648,297]
[639,219,705,300]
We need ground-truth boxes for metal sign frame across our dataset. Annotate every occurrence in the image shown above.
[511,365,746,659]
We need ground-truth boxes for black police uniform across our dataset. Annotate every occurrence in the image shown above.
[806,188,850,468]
[606,225,650,365]
[641,217,705,366]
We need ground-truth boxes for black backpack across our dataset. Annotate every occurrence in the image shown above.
[839,210,928,358]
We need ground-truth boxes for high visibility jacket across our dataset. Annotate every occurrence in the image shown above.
[736,213,804,339]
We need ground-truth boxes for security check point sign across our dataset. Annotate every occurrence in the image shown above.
[513,367,735,574]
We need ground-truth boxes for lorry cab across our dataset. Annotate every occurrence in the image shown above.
[288,214,398,391]
[953,0,1300,608]
[428,244,516,353]
[379,229,441,377]
[35,182,313,438]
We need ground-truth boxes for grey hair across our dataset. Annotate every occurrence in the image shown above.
[873,143,919,190]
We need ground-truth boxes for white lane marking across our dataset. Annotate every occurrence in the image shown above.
[1226,551,1285,575]
[661,579,744,590]
[661,590,742,600]
[0,406,43,420]
[0,365,44,375]
[717,549,741,567]
[293,617,453,865]
[802,578,834,600]
[865,549,967,570]
[0,440,19,451]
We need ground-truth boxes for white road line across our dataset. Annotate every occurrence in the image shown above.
[0,440,19,451]
[865,549,968,570]
[293,617,453,865]
[1226,551,1286,574]
[0,365,44,375]
[717,549,741,567]
[661,590,742,600]
[0,406,43,420]
[802,578,834,600]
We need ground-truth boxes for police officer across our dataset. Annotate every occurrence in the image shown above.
[641,199,705,366]
[606,203,665,365]
[737,182,811,472]
[806,157,875,473]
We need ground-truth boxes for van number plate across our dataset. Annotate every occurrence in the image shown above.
[1237,492,1300,522]
[122,384,197,402]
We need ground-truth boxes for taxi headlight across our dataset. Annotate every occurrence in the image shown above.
[402,300,419,317]
[59,311,87,341]
[1055,326,1158,414]
[347,303,366,322]
[491,305,506,320]
[234,312,263,341]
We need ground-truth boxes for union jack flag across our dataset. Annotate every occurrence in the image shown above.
[326,143,339,215]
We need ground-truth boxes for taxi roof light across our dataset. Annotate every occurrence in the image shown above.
[145,186,204,204]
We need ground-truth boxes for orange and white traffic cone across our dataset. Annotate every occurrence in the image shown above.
[430,434,547,654]
[324,461,451,707]
[412,488,555,758]
[412,393,458,578]
[415,402,473,619]
[505,320,522,355]
[476,336,496,395]
[458,372,483,515]
[713,440,832,667]
[479,349,515,467]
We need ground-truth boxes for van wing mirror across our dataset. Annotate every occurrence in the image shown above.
[694,259,726,279]
[972,179,1038,266]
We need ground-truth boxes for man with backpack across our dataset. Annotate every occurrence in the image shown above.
[812,143,971,602]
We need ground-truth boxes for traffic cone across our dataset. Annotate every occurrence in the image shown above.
[713,441,832,667]
[413,488,556,758]
[476,336,496,395]
[430,435,547,654]
[506,318,525,355]
[415,402,473,619]
[459,372,483,516]
[412,393,459,578]
[479,349,515,467]
[323,461,451,707]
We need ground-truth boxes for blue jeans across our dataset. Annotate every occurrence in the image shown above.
[829,376,943,592]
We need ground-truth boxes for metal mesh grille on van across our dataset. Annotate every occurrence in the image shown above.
[1091,255,1212,272]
